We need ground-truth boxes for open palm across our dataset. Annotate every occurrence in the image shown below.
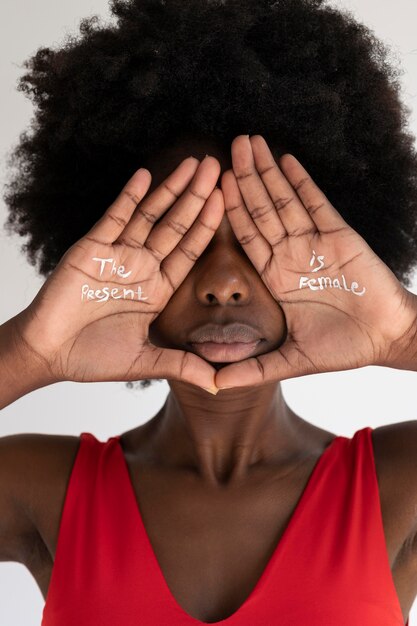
[16,156,224,390]
[214,135,417,389]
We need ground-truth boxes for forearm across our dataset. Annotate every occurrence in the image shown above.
[0,313,59,410]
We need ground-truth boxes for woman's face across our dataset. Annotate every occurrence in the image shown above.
[145,136,288,371]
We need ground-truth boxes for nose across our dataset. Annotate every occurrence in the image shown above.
[194,230,254,306]
[197,275,251,305]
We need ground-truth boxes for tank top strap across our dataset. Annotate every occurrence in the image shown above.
[360,427,407,624]
[355,427,407,624]
[42,433,114,622]
[323,426,405,623]
[322,426,405,624]
[254,426,406,625]
[49,431,152,584]
[42,432,168,626]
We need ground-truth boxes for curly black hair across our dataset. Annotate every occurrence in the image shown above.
[3,0,417,390]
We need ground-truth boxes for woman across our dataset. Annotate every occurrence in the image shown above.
[1,0,417,623]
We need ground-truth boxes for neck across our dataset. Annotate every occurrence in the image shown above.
[143,380,315,487]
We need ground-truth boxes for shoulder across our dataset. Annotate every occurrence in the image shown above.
[19,433,82,530]
[1,432,82,488]
[0,432,82,512]
[0,433,81,567]
[371,421,417,548]
[371,421,417,486]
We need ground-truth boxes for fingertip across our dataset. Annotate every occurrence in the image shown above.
[137,167,152,180]
[249,134,265,147]
[220,169,234,185]
[279,153,297,167]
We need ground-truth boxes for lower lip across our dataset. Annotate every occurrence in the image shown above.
[189,340,262,362]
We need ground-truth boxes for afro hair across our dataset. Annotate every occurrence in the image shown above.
[3,0,417,390]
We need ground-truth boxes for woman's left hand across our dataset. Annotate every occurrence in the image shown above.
[214,134,417,390]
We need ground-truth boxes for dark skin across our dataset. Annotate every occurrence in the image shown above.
[115,135,417,622]
[120,133,417,486]
[143,134,307,485]
[1,135,417,624]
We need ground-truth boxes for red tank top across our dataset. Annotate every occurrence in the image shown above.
[41,426,408,625]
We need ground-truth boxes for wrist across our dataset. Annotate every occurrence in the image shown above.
[378,290,417,372]
[0,312,60,410]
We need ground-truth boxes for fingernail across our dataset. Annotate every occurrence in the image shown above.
[217,384,232,390]
[204,153,210,159]
[202,386,219,395]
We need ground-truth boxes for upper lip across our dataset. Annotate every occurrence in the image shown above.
[188,323,263,344]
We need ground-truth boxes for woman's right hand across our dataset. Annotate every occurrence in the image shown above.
[13,155,224,392]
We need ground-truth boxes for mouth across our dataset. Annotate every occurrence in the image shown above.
[186,322,265,363]
[188,340,263,362]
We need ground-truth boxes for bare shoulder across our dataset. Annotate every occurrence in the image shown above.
[0,432,81,566]
[371,421,417,548]
[372,420,417,487]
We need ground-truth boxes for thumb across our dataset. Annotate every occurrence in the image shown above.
[130,345,219,394]
[214,339,316,389]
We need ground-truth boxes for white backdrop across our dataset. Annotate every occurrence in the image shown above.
[1,0,417,624]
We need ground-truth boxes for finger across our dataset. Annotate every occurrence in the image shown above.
[126,345,218,392]
[278,153,349,233]
[161,187,224,290]
[221,169,271,276]
[85,168,152,244]
[214,340,317,389]
[117,156,200,248]
[249,135,317,237]
[143,156,221,262]
[230,135,288,244]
